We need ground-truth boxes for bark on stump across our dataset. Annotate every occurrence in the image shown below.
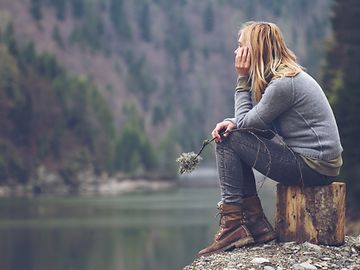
[275,182,346,246]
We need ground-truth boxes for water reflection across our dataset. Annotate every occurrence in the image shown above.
[0,183,276,270]
[0,188,222,270]
[0,226,212,270]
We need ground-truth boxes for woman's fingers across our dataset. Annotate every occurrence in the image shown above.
[235,47,250,76]
[223,121,236,137]
[241,47,248,63]
[235,47,243,64]
[211,129,217,139]
[212,123,224,142]
[245,48,251,66]
[212,121,236,142]
[239,47,249,66]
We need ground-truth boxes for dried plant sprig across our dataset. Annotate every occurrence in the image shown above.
[176,131,225,175]
[176,152,203,174]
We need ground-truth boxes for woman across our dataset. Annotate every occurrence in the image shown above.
[199,21,343,256]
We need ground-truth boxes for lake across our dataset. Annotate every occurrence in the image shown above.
[0,175,276,270]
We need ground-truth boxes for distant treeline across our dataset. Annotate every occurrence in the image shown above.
[0,24,178,188]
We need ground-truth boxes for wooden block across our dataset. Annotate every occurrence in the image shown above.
[275,182,346,246]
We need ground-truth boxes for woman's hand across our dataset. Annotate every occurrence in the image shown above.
[234,46,251,76]
[211,121,237,142]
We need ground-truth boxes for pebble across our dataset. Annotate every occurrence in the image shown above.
[282,242,296,248]
[250,257,270,264]
[293,262,317,270]
[302,242,322,252]
[314,261,327,268]
[264,266,275,270]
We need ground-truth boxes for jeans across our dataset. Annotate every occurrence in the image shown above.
[216,129,334,205]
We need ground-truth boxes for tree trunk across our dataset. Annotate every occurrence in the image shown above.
[275,182,346,246]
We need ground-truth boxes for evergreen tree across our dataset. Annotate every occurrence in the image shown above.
[71,0,85,18]
[138,1,151,42]
[113,104,157,174]
[52,25,65,49]
[110,0,132,39]
[203,3,215,33]
[30,0,42,21]
[323,0,360,211]
[47,0,67,21]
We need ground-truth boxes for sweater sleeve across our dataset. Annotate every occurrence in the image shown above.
[223,76,251,124]
[235,75,251,92]
[235,77,294,129]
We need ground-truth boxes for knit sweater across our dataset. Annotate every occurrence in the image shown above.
[226,71,343,161]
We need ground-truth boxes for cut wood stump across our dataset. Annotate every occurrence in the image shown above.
[275,182,346,246]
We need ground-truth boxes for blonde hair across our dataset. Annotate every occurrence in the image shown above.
[239,21,303,101]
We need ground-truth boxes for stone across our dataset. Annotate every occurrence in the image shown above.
[293,262,317,270]
[282,242,296,248]
[250,258,270,264]
[302,242,322,252]
[264,266,275,270]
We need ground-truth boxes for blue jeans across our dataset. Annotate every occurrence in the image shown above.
[216,129,334,204]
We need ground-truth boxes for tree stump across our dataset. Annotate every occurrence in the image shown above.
[275,182,346,246]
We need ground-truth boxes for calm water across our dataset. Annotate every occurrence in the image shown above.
[0,184,276,270]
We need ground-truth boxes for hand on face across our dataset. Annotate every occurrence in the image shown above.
[234,46,251,77]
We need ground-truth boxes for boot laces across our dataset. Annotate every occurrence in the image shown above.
[216,210,247,226]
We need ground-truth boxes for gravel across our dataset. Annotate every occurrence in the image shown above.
[183,236,360,270]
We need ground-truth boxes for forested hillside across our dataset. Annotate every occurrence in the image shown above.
[0,28,115,191]
[0,0,333,189]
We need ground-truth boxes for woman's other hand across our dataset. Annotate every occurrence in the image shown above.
[211,121,237,142]
[234,46,251,76]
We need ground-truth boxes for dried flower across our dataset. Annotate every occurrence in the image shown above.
[176,152,203,174]
[175,129,232,175]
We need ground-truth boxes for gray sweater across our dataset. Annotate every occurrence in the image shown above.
[227,71,343,161]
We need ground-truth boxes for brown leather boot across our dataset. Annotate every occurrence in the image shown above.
[198,202,254,257]
[242,195,277,243]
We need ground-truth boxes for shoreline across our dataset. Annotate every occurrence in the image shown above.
[0,164,180,197]
[0,165,218,198]
[0,178,177,197]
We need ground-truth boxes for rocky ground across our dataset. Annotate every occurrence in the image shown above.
[184,236,360,270]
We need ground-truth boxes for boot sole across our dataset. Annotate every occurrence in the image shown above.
[233,235,255,247]
[254,231,277,243]
[199,236,254,257]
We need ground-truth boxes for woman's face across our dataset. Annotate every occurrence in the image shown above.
[234,33,245,54]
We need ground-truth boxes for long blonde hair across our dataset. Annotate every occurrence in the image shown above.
[239,21,303,101]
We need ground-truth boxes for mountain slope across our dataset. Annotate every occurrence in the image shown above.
[0,0,334,186]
